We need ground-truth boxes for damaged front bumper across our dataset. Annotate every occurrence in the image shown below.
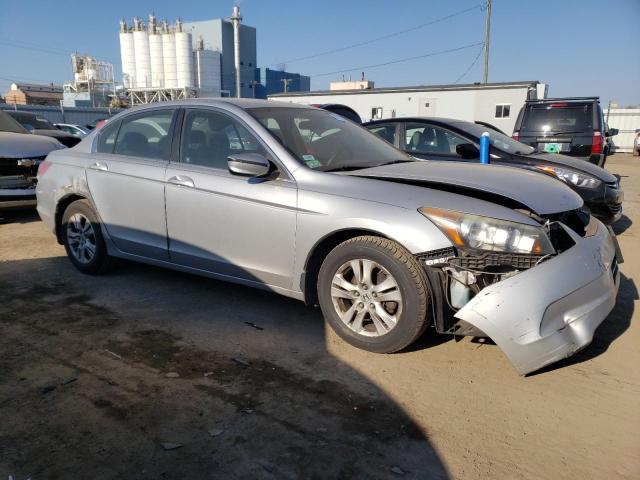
[452,220,619,375]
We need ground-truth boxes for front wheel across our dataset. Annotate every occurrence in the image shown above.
[317,236,430,353]
[61,199,114,274]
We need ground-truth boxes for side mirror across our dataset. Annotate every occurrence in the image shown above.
[456,143,480,159]
[23,124,35,133]
[227,153,272,177]
[607,128,619,137]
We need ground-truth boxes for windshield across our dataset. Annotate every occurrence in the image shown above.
[247,107,412,171]
[520,103,594,134]
[450,120,535,154]
[0,110,29,134]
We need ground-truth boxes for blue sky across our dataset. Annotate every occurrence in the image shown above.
[1,0,638,105]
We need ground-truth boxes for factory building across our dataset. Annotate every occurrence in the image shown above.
[117,7,310,103]
[182,16,255,98]
[3,83,63,106]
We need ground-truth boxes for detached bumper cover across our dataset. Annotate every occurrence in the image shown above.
[455,221,619,375]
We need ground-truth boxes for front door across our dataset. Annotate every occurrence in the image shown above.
[86,108,176,260]
[402,122,472,162]
[164,108,297,289]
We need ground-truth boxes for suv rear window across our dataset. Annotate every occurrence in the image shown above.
[520,103,594,134]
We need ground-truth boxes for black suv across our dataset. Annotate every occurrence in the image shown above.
[512,97,617,167]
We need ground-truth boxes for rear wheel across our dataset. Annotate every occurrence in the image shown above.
[317,236,430,353]
[61,199,114,274]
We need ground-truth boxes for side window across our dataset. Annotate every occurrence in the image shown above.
[404,123,469,155]
[113,110,173,160]
[367,124,396,145]
[495,104,511,118]
[181,109,266,169]
[96,120,120,154]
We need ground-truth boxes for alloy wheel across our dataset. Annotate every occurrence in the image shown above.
[330,258,403,337]
[66,213,97,264]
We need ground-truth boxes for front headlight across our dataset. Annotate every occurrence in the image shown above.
[534,165,601,189]
[419,207,555,255]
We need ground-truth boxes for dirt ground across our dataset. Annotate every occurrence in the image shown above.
[1,154,638,480]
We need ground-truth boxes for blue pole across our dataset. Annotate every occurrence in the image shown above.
[479,132,491,164]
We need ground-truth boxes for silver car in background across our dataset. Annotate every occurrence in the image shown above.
[36,99,621,375]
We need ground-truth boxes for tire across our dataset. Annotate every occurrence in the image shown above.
[317,236,430,353]
[61,199,114,275]
[633,149,639,157]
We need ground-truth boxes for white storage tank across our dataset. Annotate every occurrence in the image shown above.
[149,33,164,88]
[119,20,136,88]
[175,21,194,88]
[162,31,177,88]
[133,19,151,88]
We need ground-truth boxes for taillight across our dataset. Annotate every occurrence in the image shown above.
[512,132,520,141]
[95,120,106,130]
[591,131,603,154]
[38,160,51,177]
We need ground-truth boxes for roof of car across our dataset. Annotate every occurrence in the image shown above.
[364,117,471,126]
[125,98,314,112]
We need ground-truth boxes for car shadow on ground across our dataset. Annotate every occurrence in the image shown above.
[0,255,450,479]
[0,208,41,225]
[531,273,637,376]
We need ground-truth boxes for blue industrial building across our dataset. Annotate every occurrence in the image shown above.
[253,68,310,99]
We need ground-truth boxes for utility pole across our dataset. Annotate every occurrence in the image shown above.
[483,0,491,84]
[281,78,293,93]
[231,5,242,98]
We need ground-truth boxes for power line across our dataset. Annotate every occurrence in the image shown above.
[220,3,483,79]
[0,39,71,57]
[270,4,482,66]
[309,42,484,78]
[453,43,485,84]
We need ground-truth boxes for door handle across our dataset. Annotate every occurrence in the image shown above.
[90,162,108,171]
[167,175,195,188]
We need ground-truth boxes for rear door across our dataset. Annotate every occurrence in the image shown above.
[87,108,177,260]
[517,102,595,156]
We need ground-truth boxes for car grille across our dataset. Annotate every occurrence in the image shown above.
[449,252,545,270]
[0,155,45,177]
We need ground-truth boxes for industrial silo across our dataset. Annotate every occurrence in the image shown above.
[174,20,194,88]
[132,17,151,88]
[161,20,177,88]
[148,15,165,88]
[119,20,136,88]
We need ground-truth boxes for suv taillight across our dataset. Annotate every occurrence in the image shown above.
[37,160,51,177]
[591,131,603,154]
[512,132,520,141]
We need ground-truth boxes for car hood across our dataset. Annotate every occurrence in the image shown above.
[520,152,617,183]
[0,131,65,157]
[348,161,584,216]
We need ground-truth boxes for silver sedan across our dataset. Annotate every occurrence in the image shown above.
[36,99,621,375]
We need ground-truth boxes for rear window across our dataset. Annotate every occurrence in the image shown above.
[520,103,594,134]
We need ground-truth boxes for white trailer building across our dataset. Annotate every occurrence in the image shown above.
[270,81,548,134]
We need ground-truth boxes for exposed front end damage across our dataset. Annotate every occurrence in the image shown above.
[419,214,620,376]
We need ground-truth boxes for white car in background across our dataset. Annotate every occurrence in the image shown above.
[55,123,89,138]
